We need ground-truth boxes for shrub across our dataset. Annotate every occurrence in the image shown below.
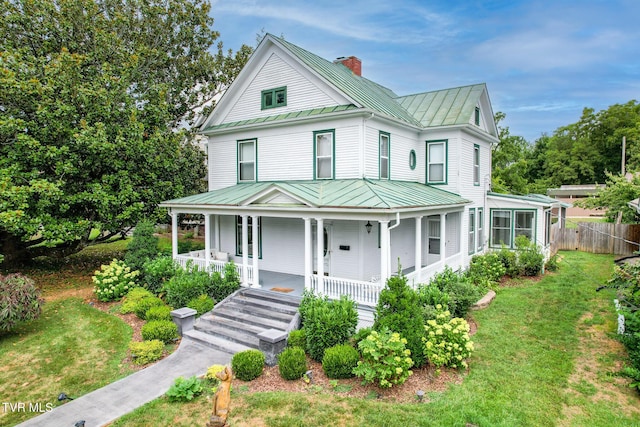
[353,328,413,388]
[0,274,44,332]
[545,253,560,272]
[142,256,178,295]
[467,252,506,286]
[287,329,306,349]
[416,284,451,322]
[164,263,212,308]
[497,246,520,277]
[165,376,203,402]
[351,327,373,348]
[128,340,164,365]
[125,220,159,272]
[423,305,474,369]
[141,320,178,343]
[429,267,481,319]
[322,344,359,379]
[133,296,165,320]
[232,349,265,381]
[278,346,307,380]
[145,305,172,322]
[93,259,139,302]
[187,294,215,316]
[515,235,544,276]
[374,273,426,367]
[205,364,228,384]
[212,261,241,302]
[177,238,205,254]
[302,293,358,362]
[120,287,154,314]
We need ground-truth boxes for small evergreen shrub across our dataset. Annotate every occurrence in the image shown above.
[125,220,159,272]
[133,296,165,320]
[515,235,544,276]
[232,349,265,381]
[374,273,426,367]
[145,305,172,322]
[0,273,44,332]
[278,346,307,380]
[141,320,178,343]
[353,328,414,388]
[128,340,164,365]
[545,253,560,272]
[142,256,178,295]
[416,284,451,322]
[301,293,358,362]
[165,376,203,402]
[187,294,215,316]
[429,267,481,319]
[164,264,211,308]
[287,329,306,349]
[211,262,241,302]
[93,259,139,302]
[497,246,520,277]
[120,287,154,314]
[423,305,474,369]
[322,344,359,379]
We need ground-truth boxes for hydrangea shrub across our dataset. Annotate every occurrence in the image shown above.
[93,259,139,302]
[353,328,413,388]
[423,305,474,369]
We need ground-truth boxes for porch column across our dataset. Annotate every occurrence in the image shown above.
[380,220,390,283]
[316,218,324,294]
[204,214,212,269]
[171,212,178,259]
[440,213,446,261]
[251,215,261,288]
[214,214,221,250]
[241,214,249,287]
[415,216,422,283]
[304,218,312,291]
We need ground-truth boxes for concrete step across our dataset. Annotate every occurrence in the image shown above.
[213,306,291,330]
[241,288,302,307]
[221,300,297,323]
[198,313,270,335]
[182,329,253,354]
[231,293,300,315]
[193,320,261,348]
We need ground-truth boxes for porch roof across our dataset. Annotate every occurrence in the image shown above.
[161,179,469,212]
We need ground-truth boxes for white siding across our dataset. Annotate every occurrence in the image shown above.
[208,138,238,190]
[389,219,417,271]
[329,221,361,280]
[223,52,344,124]
[335,124,361,179]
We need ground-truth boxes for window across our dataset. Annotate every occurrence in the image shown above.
[477,208,484,251]
[490,209,536,248]
[544,209,551,246]
[468,208,476,254]
[236,216,262,258]
[474,107,480,126]
[314,130,334,179]
[426,140,447,184]
[428,216,441,255]
[261,87,286,109]
[379,132,390,179]
[237,139,256,182]
[473,144,480,186]
[409,149,417,170]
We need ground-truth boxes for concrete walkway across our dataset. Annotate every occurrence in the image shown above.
[16,340,231,427]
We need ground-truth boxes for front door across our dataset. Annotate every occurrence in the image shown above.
[312,224,331,275]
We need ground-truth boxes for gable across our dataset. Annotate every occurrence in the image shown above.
[242,186,314,207]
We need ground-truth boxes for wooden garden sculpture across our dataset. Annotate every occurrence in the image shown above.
[206,365,232,427]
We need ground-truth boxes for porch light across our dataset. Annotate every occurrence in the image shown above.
[365,221,373,234]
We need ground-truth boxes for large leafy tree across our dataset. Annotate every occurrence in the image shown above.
[0,0,252,265]
[491,112,532,194]
[575,173,640,223]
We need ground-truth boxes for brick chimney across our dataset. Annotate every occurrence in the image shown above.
[334,56,361,76]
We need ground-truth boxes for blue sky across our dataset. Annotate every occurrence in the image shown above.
[210,0,639,142]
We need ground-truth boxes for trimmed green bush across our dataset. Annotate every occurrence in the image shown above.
[278,346,307,380]
[133,296,165,320]
[164,264,212,308]
[497,246,520,277]
[141,320,178,343]
[142,256,178,295]
[120,287,154,314]
[0,273,44,332]
[416,283,451,322]
[287,329,306,349]
[212,262,241,302]
[301,292,358,362]
[187,294,214,316]
[322,344,359,379]
[125,220,159,272]
[145,305,172,322]
[232,349,265,381]
[165,376,203,402]
[429,267,482,319]
[515,235,544,276]
[128,340,164,365]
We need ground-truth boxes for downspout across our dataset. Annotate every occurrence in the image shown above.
[387,212,401,274]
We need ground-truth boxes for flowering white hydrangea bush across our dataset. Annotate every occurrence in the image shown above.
[93,259,139,302]
[353,328,414,388]
[423,305,474,369]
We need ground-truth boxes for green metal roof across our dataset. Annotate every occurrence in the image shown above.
[487,192,568,207]
[395,84,486,127]
[161,179,469,210]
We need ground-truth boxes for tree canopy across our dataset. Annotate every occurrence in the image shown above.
[0,0,252,265]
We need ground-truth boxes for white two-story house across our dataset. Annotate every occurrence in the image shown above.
[161,34,556,305]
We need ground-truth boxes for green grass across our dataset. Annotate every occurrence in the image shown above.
[0,298,134,426]
[112,251,640,427]
[564,217,606,229]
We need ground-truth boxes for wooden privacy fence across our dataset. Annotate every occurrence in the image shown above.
[551,223,640,255]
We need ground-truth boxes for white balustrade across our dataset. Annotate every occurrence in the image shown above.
[310,274,384,306]
[174,254,253,284]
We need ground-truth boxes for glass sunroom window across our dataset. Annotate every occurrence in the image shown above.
[515,211,535,241]
[492,210,512,247]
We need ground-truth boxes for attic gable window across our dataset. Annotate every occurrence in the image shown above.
[261,87,287,109]
[474,107,480,126]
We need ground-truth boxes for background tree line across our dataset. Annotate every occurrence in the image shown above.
[493,101,640,222]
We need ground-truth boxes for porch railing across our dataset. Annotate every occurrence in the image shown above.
[174,254,253,284]
[405,253,464,288]
[310,274,384,307]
